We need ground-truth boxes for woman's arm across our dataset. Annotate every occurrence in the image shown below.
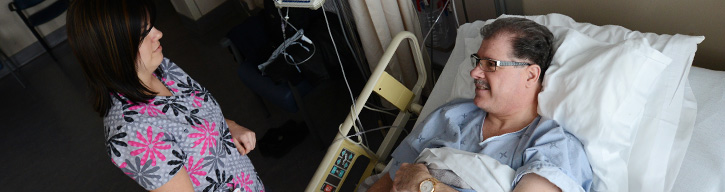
[150,167,194,192]
[225,119,256,155]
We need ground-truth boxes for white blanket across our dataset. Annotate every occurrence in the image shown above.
[415,147,514,192]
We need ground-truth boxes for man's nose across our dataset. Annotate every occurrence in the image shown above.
[470,66,485,79]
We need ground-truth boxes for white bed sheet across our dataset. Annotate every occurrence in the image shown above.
[415,29,725,192]
[672,67,725,192]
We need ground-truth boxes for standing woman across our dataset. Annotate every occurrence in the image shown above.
[66,0,264,191]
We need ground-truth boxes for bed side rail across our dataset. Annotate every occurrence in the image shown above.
[305,31,427,192]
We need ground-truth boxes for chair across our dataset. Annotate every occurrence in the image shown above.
[223,14,324,150]
[8,0,69,62]
[0,48,26,88]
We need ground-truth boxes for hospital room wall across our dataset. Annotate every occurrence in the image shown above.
[520,0,725,71]
[170,0,226,21]
[0,0,226,67]
[0,0,66,61]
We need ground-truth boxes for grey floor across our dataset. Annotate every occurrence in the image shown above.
[0,1,384,191]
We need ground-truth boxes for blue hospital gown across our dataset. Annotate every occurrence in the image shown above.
[103,58,264,191]
[389,99,592,191]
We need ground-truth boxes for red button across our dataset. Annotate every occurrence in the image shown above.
[324,184,333,192]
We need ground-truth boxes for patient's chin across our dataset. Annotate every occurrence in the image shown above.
[473,96,490,110]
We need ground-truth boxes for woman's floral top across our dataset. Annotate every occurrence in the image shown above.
[104,58,264,192]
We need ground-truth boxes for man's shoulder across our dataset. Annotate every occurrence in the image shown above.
[534,116,560,131]
[533,117,585,146]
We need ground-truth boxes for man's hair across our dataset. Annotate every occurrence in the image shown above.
[67,0,158,116]
[480,17,554,82]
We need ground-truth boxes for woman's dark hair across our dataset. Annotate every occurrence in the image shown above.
[480,17,554,82]
[67,0,158,116]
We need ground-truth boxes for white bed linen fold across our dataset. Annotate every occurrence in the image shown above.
[416,147,514,192]
[672,67,725,192]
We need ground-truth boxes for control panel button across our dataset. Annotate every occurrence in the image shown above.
[322,183,335,192]
[338,169,345,178]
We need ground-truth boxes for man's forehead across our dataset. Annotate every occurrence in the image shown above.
[478,34,515,59]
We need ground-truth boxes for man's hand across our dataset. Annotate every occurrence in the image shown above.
[392,163,433,192]
[226,119,256,155]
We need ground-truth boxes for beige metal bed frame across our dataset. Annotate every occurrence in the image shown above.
[305,31,427,192]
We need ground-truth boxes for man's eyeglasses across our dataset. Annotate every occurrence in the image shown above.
[470,54,531,72]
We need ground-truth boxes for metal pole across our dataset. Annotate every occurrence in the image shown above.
[493,0,507,16]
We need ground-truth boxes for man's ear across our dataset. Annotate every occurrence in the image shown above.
[525,65,541,87]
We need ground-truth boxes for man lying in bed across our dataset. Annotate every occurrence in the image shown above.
[368,17,593,192]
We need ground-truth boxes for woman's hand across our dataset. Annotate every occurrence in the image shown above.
[225,119,256,156]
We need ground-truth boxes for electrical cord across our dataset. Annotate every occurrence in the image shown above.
[451,0,460,26]
[275,7,316,71]
[349,105,368,146]
[332,2,367,82]
[257,29,316,73]
[281,41,316,70]
[366,103,398,111]
[362,104,420,123]
[364,105,397,117]
[420,0,452,50]
[333,125,410,144]
[278,7,298,31]
[322,6,369,147]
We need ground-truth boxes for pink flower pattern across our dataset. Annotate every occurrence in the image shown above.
[188,119,219,155]
[128,126,171,166]
[128,99,165,117]
[112,158,127,169]
[228,171,254,192]
[192,91,203,107]
[184,156,207,186]
[162,78,179,92]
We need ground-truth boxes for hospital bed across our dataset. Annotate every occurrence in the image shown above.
[307,13,725,192]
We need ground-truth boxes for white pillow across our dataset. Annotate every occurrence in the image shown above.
[514,14,704,192]
[538,27,671,192]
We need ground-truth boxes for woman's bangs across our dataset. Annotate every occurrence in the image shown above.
[137,0,156,39]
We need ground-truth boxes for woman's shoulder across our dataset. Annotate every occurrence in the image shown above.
[158,57,190,80]
[103,96,187,131]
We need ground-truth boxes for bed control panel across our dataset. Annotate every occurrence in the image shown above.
[317,138,377,192]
